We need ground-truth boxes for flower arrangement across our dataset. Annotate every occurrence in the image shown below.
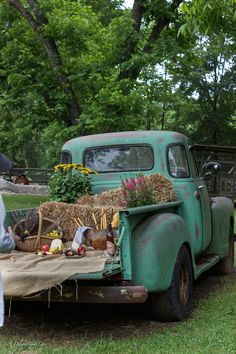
[54,164,97,175]
[121,174,156,208]
[49,164,96,203]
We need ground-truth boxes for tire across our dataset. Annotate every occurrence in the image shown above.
[213,226,234,275]
[150,245,193,322]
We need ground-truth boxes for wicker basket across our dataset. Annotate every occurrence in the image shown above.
[13,210,63,252]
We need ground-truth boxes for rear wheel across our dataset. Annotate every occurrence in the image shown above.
[150,245,193,322]
[213,226,234,275]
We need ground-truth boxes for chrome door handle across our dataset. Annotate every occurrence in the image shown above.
[198,185,205,190]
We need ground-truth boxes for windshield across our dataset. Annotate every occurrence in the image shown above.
[84,145,154,172]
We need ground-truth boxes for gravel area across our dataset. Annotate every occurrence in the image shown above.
[0,178,49,195]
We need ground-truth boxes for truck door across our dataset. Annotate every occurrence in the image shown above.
[189,149,212,250]
[168,145,212,254]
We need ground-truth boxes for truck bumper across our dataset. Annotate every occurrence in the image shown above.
[15,285,148,304]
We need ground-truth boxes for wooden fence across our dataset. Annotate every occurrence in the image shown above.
[0,168,54,185]
[193,144,236,201]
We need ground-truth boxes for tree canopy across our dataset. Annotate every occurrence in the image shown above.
[0,0,235,167]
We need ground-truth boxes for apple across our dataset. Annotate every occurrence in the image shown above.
[78,245,86,255]
[41,244,50,253]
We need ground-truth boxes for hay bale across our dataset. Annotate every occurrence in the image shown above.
[39,202,116,240]
[77,173,176,207]
[145,174,176,203]
[39,173,175,240]
[77,189,124,207]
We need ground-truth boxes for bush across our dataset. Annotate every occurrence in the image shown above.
[49,164,96,203]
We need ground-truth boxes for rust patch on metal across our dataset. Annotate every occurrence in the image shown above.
[140,236,151,248]
[155,213,173,225]
[157,137,165,143]
[171,132,185,140]
[195,223,199,240]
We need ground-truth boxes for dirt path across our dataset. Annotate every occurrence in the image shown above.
[2,272,236,344]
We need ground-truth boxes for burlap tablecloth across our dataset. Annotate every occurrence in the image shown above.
[0,250,107,297]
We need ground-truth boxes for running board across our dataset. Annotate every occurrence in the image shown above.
[195,255,221,277]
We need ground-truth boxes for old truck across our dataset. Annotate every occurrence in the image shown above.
[5,130,235,322]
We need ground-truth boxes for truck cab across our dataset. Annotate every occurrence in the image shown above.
[61,131,235,320]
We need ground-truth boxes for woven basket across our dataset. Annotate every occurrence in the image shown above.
[13,210,63,252]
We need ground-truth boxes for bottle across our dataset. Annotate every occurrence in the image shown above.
[106,223,116,256]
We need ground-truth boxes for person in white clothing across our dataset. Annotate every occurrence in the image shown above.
[0,153,15,327]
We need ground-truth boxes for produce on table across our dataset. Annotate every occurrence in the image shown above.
[49,239,64,253]
[41,244,50,253]
[78,245,86,255]
[19,230,30,242]
[50,246,59,254]
[47,229,60,238]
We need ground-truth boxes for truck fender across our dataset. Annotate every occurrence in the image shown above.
[131,213,193,292]
[205,197,234,256]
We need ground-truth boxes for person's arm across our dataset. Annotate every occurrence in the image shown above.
[0,225,15,253]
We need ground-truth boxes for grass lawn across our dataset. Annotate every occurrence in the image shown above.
[2,194,48,211]
[0,274,236,354]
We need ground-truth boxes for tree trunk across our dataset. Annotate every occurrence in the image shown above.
[119,0,183,81]
[8,0,81,126]
[161,103,166,130]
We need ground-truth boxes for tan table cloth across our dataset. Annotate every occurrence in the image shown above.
[0,250,108,297]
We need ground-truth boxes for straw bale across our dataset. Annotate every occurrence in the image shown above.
[39,202,116,240]
[77,173,176,207]
[77,189,124,207]
[39,174,175,240]
[145,174,176,203]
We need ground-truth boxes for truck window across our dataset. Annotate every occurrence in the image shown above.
[61,151,72,164]
[84,145,154,172]
[168,145,190,178]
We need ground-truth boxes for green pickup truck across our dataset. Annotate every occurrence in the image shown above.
[6,131,235,322]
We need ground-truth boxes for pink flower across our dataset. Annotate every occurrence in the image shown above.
[126,182,135,191]
[136,176,145,184]
[130,177,136,186]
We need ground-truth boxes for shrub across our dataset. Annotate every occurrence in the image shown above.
[49,164,96,203]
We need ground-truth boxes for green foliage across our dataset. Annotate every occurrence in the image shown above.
[49,167,92,203]
[179,0,236,36]
[0,0,235,169]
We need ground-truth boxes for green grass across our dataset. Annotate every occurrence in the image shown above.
[0,275,236,354]
[2,194,48,211]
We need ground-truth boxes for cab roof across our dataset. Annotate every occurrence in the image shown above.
[62,130,189,151]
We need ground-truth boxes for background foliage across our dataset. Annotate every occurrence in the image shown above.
[0,0,235,167]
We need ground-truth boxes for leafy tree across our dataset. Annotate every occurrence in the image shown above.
[0,0,235,168]
[166,34,236,144]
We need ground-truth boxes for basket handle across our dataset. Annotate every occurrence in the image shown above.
[34,210,43,252]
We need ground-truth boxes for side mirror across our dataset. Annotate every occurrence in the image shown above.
[204,162,221,172]
[201,161,221,181]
